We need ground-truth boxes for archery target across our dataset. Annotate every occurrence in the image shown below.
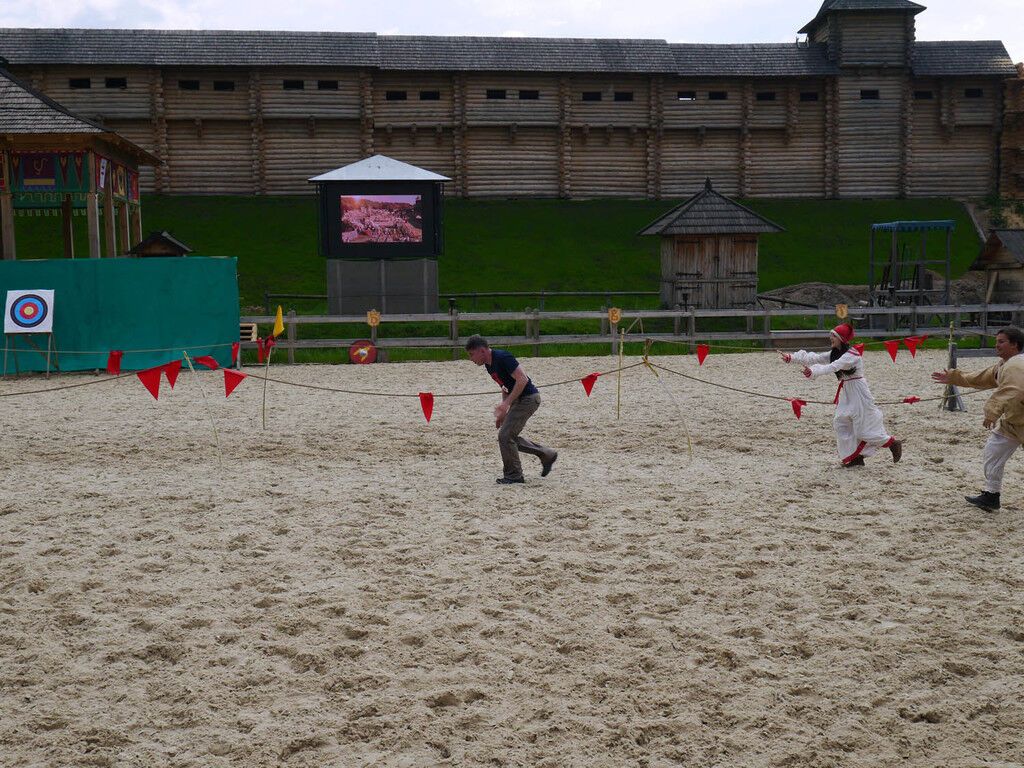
[5,290,55,334]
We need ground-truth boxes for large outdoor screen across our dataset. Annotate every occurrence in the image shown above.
[340,194,423,244]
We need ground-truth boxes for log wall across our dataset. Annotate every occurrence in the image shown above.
[834,73,903,197]
[1001,74,1024,198]
[9,63,1013,199]
[836,13,911,67]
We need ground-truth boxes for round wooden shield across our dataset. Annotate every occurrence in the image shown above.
[349,340,377,364]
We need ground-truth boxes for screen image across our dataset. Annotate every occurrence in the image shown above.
[340,195,424,244]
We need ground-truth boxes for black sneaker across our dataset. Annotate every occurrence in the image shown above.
[965,491,1000,511]
[496,476,525,485]
[541,452,558,477]
[843,457,866,468]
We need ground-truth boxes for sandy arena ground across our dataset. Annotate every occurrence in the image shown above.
[1,348,1023,767]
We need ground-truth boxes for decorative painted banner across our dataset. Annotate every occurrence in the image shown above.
[4,289,56,334]
[10,150,88,209]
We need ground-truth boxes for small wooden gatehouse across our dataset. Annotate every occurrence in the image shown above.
[969,229,1024,303]
[639,178,783,309]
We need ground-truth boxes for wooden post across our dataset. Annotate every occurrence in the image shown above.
[610,319,618,356]
[449,306,459,360]
[286,309,296,364]
[533,308,541,358]
[61,195,74,258]
[687,309,696,354]
[600,305,609,335]
[103,173,116,258]
[119,200,131,256]
[85,192,101,258]
[0,192,16,260]
[86,151,100,259]
[673,304,681,336]
[131,205,143,247]
[762,309,771,349]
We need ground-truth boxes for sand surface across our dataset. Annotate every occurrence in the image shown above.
[2,349,1023,767]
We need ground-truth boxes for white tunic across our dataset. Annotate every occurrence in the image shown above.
[791,348,893,464]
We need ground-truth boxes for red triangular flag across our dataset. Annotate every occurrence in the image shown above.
[883,339,900,362]
[581,372,599,396]
[257,338,265,364]
[163,360,182,388]
[194,355,219,370]
[903,336,921,358]
[137,366,162,400]
[789,398,807,419]
[106,350,123,376]
[696,344,709,366]
[224,369,246,397]
[419,392,434,423]
[903,396,921,404]
[853,343,865,355]
[231,342,240,365]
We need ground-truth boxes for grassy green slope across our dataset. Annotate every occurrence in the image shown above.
[9,196,981,311]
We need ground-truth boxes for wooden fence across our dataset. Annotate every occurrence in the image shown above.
[240,302,1024,362]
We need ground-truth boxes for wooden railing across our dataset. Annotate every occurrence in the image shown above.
[240,303,1024,363]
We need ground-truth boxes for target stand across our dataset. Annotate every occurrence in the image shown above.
[4,289,59,378]
[3,331,60,378]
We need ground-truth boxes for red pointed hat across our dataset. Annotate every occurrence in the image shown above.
[831,323,855,343]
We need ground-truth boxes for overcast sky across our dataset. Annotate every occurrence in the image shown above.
[1,0,1019,63]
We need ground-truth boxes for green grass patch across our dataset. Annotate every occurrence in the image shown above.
[11,195,983,361]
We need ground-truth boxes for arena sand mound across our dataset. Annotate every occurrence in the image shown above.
[1,349,1022,767]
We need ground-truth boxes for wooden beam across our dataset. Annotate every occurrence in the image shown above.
[359,70,374,158]
[248,68,266,195]
[131,205,143,247]
[61,194,74,259]
[103,166,116,257]
[151,67,170,193]
[86,192,101,258]
[119,200,131,255]
[0,192,16,260]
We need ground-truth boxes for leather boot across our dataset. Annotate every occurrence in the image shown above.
[965,491,1000,511]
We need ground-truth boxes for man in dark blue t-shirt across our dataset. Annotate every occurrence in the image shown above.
[466,334,558,484]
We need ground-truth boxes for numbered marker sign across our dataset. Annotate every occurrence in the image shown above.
[5,290,55,334]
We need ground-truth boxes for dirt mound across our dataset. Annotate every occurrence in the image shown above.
[762,271,989,308]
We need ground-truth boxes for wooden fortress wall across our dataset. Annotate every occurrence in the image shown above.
[12,64,1013,199]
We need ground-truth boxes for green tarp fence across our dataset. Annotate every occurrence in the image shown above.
[1,257,239,374]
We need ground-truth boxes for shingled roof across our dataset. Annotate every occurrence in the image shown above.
[972,230,1024,268]
[0,28,379,66]
[912,41,1018,77]
[0,27,1016,78]
[0,67,158,163]
[799,0,925,34]
[379,36,675,73]
[1,66,106,133]
[638,179,784,236]
[672,43,838,77]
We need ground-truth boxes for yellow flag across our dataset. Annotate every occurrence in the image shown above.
[273,305,284,337]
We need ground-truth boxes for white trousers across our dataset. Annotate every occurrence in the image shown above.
[983,431,1021,493]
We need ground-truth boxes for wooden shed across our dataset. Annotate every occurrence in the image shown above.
[639,178,783,309]
[969,229,1024,303]
[127,230,192,257]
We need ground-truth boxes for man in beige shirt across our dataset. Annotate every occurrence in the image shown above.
[932,326,1024,511]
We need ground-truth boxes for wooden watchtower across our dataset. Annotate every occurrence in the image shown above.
[639,178,783,309]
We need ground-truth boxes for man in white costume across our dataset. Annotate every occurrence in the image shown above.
[931,326,1024,512]
[780,323,902,468]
